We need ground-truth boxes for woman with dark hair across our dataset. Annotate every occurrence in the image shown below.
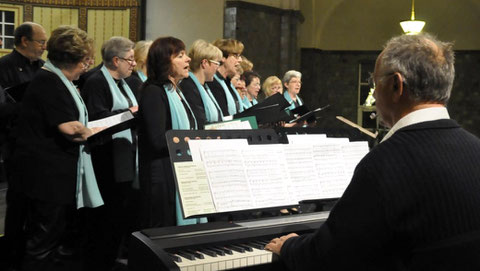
[242,70,261,109]
[138,36,205,227]
[12,25,102,271]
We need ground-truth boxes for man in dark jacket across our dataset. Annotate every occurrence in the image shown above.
[266,33,480,270]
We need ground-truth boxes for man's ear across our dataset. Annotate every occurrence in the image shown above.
[392,73,404,102]
[20,36,29,48]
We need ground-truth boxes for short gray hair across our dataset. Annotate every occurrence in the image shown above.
[380,33,455,104]
[102,36,135,69]
[282,70,302,85]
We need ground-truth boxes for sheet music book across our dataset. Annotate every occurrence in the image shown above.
[288,104,330,124]
[233,93,291,124]
[4,81,30,102]
[87,111,136,145]
[173,135,370,218]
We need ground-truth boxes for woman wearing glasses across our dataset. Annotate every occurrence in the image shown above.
[80,36,139,271]
[179,39,224,129]
[206,38,245,117]
[12,25,100,271]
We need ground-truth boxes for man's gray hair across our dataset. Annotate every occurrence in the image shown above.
[102,36,134,69]
[282,70,302,85]
[380,33,455,104]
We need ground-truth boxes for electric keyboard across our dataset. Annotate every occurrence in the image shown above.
[129,211,329,271]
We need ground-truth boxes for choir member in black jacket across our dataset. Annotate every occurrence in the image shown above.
[81,36,139,271]
[206,38,245,117]
[0,22,47,270]
[179,39,223,129]
[266,33,480,270]
[138,36,206,228]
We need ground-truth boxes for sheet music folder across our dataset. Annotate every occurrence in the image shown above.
[4,81,30,103]
[87,111,136,146]
[233,93,291,124]
[288,104,331,124]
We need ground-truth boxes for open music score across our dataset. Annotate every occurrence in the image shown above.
[174,133,370,218]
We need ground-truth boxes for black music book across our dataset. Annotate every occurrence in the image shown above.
[233,93,291,124]
[4,81,30,103]
[288,104,330,124]
[87,111,136,146]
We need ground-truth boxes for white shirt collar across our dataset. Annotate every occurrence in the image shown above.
[381,107,450,143]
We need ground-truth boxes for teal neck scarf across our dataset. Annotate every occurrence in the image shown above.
[100,65,139,185]
[189,72,222,123]
[242,95,252,109]
[230,81,245,113]
[284,91,303,110]
[137,70,147,82]
[164,83,197,130]
[43,60,104,209]
[214,74,237,116]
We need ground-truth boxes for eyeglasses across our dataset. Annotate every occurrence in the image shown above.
[368,72,399,90]
[30,39,46,46]
[117,56,136,66]
[208,59,223,66]
[229,53,241,59]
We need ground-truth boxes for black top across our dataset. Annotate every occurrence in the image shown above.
[206,71,239,117]
[12,69,80,204]
[125,71,144,100]
[281,119,480,270]
[0,49,44,88]
[179,76,207,129]
[81,70,131,121]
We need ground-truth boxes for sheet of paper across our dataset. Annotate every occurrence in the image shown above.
[283,145,322,202]
[87,111,133,128]
[312,143,349,199]
[204,120,252,130]
[287,134,327,145]
[201,148,254,212]
[241,145,296,208]
[342,141,370,180]
[174,162,216,217]
[188,139,249,162]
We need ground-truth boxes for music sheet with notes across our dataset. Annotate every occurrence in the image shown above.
[174,137,370,218]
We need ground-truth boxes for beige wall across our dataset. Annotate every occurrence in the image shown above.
[145,0,224,49]
[299,0,480,50]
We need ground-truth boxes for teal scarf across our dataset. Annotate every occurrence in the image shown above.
[44,60,103,209]
[137,70,147,82]
[214,74,237,116]
[164,83,206,225]
[284,91,303,110]
[101,65,139,187]
[189,72,222,123]
[242,95,252,109]
[230,81,245,113]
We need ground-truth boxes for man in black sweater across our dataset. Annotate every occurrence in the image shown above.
[266,33,480,270]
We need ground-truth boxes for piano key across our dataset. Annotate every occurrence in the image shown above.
[207,247,225,256]
[246,241,264,250]
[213,246,233,255]
[169,253,182,263]
[237,244,253,252]
[177,251,196,261]
[225,244,245,253]
[199,248,217,257]
[184,249,205,259]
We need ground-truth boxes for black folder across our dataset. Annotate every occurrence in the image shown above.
[288,104,330,124]
[233,93,291,124]
[4,81,30,103]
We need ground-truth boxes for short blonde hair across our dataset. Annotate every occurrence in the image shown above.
[134,40,152,72]
[262,76,282,97]
[188,39,222,72]
[212,38,244,58]
[240,55,253,72]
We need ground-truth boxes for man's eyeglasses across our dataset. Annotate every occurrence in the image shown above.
[30,39,46,46]
[118,56,136,66]
[208,59,223,66]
